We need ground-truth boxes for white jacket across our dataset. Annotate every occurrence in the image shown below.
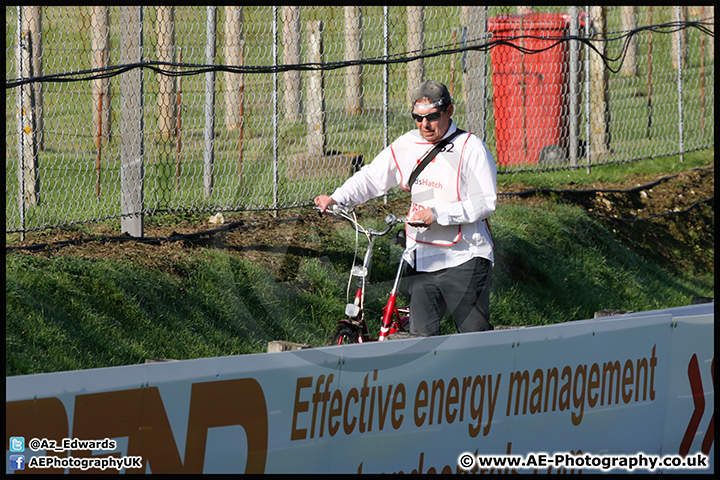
[330,123,497,272]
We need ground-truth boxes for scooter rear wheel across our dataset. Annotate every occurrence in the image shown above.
[327,323,361,345]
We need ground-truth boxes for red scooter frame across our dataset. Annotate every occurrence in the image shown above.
[319,205,409,345]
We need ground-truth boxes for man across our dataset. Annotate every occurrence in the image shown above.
[314,80,497,336]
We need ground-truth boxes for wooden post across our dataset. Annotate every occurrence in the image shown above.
[156,6,176,139]
[344,6,362,115]
[589,6,609,158]
[224,6,243,130]
[621,7,637,76]
[462,6,488,139]
[284,14,363,181]
[282,6,301,121]
[91,6,111,146]
[19,6,40,206]
[22,6,43,152]
[406,6,424,102]
[307,20,325,158]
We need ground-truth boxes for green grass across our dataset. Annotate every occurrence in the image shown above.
[6,152,714,375]
[4,7,715,375]
[497,149,714,188]
[489,202,705,327]
[5,250,345,375]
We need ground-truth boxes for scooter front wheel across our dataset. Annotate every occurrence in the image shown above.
[327,323,361,345]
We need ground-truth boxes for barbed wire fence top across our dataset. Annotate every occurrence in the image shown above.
[5,6,715,236]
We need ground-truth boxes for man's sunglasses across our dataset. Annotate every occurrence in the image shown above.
[411,106,447,123]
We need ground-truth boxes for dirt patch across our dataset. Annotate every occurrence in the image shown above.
[6,165,714,279]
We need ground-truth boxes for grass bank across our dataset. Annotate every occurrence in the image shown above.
[6,152,713,376]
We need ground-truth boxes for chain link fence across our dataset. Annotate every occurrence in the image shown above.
[5,6,715,235]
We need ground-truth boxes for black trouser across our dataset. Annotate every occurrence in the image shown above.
[404,256,493,336]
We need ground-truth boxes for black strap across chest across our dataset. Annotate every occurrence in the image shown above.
[408,129,466,192]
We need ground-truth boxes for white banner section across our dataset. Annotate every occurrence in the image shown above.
[6,304,714,474]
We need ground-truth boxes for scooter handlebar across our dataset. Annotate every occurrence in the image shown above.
[316,205,405,237]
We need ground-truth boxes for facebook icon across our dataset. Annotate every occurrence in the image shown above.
[9,455,25,471]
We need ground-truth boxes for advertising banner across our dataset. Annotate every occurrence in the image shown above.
[6,304,714,474]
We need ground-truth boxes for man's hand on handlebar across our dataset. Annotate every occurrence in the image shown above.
[314,195,337,213]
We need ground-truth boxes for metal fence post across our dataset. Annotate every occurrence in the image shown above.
[382,6,389,205]
[383,6,389,150]
[15,7,26,239]
[568,6,580,167]
[120,6,144,237]
[584,4,591,173]
[675,6,685,162]
[272,6,279,215]
[203,6,216,198]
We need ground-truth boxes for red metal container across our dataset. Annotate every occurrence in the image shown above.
[488,13,571,166]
